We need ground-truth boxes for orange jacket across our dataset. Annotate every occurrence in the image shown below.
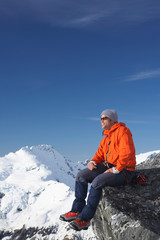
[91,122,136,172]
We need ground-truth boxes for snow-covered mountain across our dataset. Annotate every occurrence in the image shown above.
[0,145,160,239]
[0,145,94,239]
[136,150,160,164]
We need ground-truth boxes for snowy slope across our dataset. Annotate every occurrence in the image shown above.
[0,145,159,239]
[0,145,94,239]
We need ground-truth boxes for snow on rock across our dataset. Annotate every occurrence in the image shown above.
[136,150,160,165]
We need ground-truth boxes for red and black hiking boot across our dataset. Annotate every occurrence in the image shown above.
[59,212,79,222]
[69,218,90,231]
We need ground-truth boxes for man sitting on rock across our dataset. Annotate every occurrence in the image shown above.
[60,109,136,231]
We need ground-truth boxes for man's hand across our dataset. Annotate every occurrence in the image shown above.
[104,168,113,173]
[88,161,97,171]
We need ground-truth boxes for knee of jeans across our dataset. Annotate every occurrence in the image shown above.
[76,170,86,182]
[76,171,81,181]
[91,178,102,190]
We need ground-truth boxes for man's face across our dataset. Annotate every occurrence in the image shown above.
[101,114,114,130]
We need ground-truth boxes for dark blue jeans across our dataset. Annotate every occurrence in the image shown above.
[71,163,136,221]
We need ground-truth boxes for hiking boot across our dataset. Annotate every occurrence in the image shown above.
[59,212,79,222]
[69,218,90,231]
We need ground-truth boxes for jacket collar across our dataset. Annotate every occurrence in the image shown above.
[103,122,126,136]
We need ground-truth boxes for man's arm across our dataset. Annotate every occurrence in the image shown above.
[91,138,105,164]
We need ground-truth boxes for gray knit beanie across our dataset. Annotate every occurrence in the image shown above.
[101,109,118,122]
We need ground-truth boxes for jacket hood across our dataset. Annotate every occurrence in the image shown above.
[103,122,126,136]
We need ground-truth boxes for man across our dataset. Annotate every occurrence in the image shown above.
[60,109,136,231]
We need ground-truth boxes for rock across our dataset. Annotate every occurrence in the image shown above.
[92,154,160,240]
[0,225,58,240]
[0,193,5,199]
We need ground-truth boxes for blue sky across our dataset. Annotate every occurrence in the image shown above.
[0,0,160,161]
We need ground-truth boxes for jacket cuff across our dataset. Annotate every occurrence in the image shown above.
[112,167,120,174]
[89,160,95,164]
[89,160,96,165]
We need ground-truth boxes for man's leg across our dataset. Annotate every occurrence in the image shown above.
[91,171,126,189]
[77,171,126,221]
[60,163,106,222]
[71,181,88,213]
[92,170,136,189]
[71,163,107,213]
[78,186,102,221]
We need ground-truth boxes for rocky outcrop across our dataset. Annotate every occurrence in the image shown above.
[92,154,160,240]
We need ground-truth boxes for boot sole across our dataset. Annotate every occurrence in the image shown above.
[59,216,77,222]
[69,223,90,231]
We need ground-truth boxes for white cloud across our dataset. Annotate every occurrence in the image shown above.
[1,0,160,28]
[124,69,160,82]
[87,117,100,121]
[70,116,100,121]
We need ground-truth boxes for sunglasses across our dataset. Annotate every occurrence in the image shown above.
[101,117,109,121]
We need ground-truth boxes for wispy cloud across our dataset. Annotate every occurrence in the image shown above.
[87,117,100,121]
[1,0,160,28]
[124,69,160,82]
[70,116,100,121]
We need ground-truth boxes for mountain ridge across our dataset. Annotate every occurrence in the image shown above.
[0,144,95,239]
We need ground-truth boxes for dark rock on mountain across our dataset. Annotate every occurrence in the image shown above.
[0,225,58,240]
[92,154,160,240]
